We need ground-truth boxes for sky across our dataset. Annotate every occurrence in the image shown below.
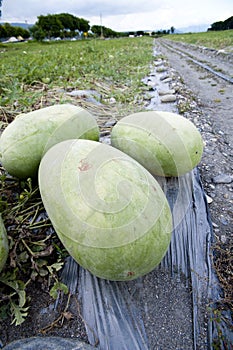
[1,0,233,32]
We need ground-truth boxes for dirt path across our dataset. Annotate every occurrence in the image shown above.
[157,36,233,313]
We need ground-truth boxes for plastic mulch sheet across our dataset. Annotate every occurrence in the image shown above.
[3,169,232,349]
[60,168,229,350]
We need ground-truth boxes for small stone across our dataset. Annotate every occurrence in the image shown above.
[104,119,117,127]
[220,235,227,244]
[160,74,170,81]
[220,217,228,225]
[160,95,176,103]
[158,89,175,96]
[206,194,213,204]
[212,174,233,184]
[109,97,116,104]
[209,184,215,190]
[162,77,172,83]
[156,67,167,73]
[154,60,163,66]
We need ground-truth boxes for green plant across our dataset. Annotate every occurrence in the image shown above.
[168,30,233,50]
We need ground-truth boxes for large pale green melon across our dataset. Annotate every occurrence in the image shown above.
[0,104,99,179]
[111,111,204,177]
[0,215,9,273]
[38,139,172,281]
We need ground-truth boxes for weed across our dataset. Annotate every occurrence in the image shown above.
[168,30,233,50]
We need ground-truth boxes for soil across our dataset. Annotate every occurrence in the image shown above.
[157,38,233,273]
[0,38,232,349]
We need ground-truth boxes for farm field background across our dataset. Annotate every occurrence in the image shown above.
[0,37,154,116]
[168,29,233,50]
[1,30,233,117]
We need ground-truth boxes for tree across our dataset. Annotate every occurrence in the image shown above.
[136,30,144,36]
[77,18,90,33]
[31,13,90,40]
[0,23,30,39]
[91,24,118,38]
[2,23,14,37]
[56,13,75,31]
[30,24,46,41]
[37,14,63,38]
[0,24,7,39]
[170,26,175,34]
[209,16,233,31]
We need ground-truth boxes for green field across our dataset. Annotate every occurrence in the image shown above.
[1,31,232,116]
[168,29,233,50]
[0,37,154,115]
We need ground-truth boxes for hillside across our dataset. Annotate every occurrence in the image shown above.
[0,22,34,29]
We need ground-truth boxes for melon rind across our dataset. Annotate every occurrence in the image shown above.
[111,111,203,177]
[0,104,99,179]
[39,139,172,281]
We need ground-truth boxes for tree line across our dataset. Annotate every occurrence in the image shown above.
[0,22,30,39]
[1,12,232,41]
[208,16,233,31]
[0,13,127,41]
[31,13,90,40]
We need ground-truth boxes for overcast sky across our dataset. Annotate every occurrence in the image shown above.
[1,0,233,31]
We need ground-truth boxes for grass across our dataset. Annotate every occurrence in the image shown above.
[167,30,233,50]
[0,37,154,113]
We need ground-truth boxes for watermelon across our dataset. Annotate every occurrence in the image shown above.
[0,104,99,179]
[38,139,172,281]
[111,111,203,177]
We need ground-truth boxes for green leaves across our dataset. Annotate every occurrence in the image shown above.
[49,282,69,300]
[0,269,29,325]
[10,301,29,326]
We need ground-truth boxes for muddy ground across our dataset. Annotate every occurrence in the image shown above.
[0,38,232,349]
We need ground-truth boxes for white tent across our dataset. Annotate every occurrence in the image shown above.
[3,36,18,43]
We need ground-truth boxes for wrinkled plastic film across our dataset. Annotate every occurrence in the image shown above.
[78,268,149,349]
[60,168,230,349]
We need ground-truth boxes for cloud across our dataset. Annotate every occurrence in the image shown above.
[2,0,163,19]
[1,0,233,31]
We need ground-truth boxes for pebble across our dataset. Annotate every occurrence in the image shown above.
[160,95,176,103]
[160,74,170,81]
[104,119,117,127]
[162,77,172,83]
[158,89,175,96]
[109,97,116,104]
[220,217,228,226]
[154,60,164,66]
[156,67,167,73]
[212,174,233,184]
[206,194,213,204]
[220,235,227,244]
[209,184,215,190]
